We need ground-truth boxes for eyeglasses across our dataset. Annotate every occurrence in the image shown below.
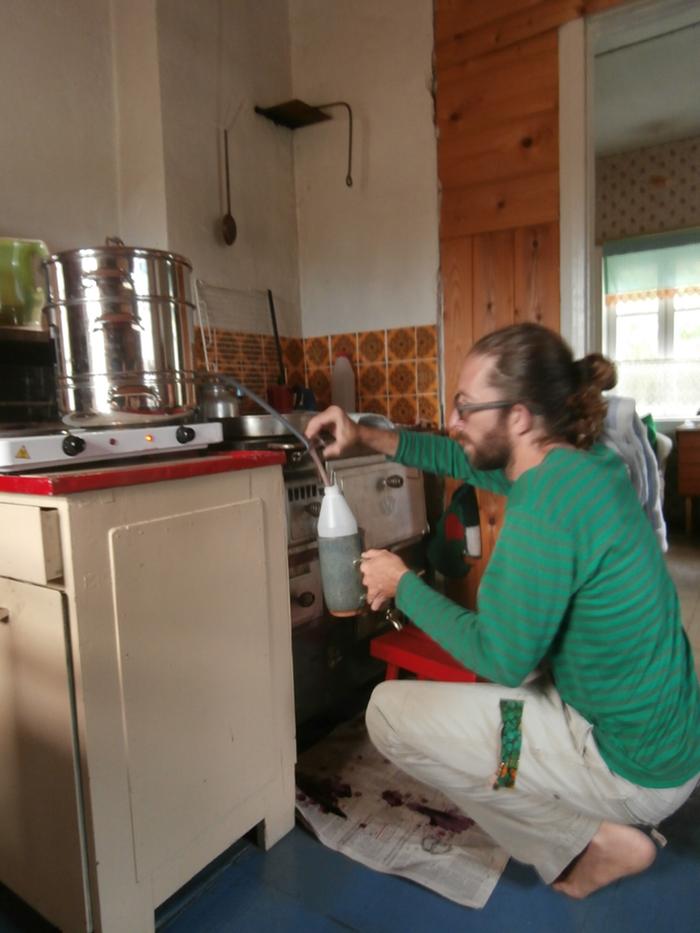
[453,399,515,419]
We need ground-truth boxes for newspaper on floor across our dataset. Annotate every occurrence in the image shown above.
[295,716,509,909]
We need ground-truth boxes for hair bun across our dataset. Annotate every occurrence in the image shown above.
[574,353,617,392]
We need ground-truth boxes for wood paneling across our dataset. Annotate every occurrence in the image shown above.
[438,109,558,191]
[435,0,627,606]
[514,223,560,329]
[441,169,558,239]
[472,231,516,340]
[437,33,558,130]
[435,0,544,43]
[436,0,629,66]
[437,0,585,68]
[441,237,474,405]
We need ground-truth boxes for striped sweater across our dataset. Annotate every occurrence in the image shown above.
[394,430,700,788]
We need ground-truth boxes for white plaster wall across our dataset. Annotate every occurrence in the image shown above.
[112,0,169,249]
[157,0,302,336]
[290,0,439,336]
[0,0,118,252]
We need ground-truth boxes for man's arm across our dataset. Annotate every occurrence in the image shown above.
[304,406,511,493]
[394,507,575,685]
[304,406,398,459]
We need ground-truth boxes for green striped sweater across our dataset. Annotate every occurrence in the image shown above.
[394,430,700,788]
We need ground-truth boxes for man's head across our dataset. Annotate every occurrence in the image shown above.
[447,352,515,469]
[447,323,617,464]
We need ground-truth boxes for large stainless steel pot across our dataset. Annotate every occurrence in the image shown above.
[43,239,197,426]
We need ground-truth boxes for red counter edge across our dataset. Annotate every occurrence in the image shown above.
[0,450,286,496]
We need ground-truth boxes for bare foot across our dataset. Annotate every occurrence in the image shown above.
[552,821,656,899]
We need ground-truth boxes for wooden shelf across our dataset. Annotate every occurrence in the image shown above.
[0,325,50,344]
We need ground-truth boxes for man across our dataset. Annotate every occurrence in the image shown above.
[304,323,700,898]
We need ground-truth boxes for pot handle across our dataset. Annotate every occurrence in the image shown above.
[91,309,144,330]
[108,384,162,411]
[81,267,137,293]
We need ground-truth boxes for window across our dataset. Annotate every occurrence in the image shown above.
[603,232,700,419]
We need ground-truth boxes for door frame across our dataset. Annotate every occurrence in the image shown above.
[558,0,700,356]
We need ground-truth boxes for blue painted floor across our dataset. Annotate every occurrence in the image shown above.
[2,790,698,933]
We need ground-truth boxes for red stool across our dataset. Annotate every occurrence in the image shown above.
[370,625,476,682]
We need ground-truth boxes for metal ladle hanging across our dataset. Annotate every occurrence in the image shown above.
[221,129,237,245]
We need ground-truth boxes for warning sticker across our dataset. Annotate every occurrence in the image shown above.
[15,445,31,460]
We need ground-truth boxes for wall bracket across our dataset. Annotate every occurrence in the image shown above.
[254,98,354,187]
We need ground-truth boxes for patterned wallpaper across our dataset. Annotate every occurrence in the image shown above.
[596,135,700,243]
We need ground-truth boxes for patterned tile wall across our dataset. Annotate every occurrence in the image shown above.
[305,325,440,426]
[194,323,441,426]
[193,328,305,414]
[596,135,700,243]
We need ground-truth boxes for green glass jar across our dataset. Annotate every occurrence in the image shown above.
[0,238,49,326]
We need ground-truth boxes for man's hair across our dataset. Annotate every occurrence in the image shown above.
[470,323,616,449]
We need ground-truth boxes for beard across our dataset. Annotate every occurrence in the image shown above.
[450,423,512,471]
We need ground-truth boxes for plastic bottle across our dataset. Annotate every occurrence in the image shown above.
[317,482,364,617]
[331,354,356,411]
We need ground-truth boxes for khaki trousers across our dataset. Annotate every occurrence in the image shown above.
[365,676,699,884]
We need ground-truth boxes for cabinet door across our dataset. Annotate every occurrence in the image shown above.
[109,500,276,880]
[0,578,88,932]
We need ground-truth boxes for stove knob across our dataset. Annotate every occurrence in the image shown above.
[294,591,316,608]
[176,425,196,444]
[62,434,86,457]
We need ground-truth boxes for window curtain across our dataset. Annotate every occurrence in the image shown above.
[604,229,700,300]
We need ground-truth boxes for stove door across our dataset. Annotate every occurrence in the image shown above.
[335,462,428,549]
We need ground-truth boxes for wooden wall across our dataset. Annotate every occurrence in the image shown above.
[435,0,626,606]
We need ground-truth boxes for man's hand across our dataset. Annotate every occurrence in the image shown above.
[304,405,359,459]
[360,548,410,611]
[305,406,400,460]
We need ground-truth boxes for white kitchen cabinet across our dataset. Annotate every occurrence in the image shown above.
[0,463,295,932]
[0,577,88,932]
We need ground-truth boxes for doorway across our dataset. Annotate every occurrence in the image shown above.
[560,0,700,541]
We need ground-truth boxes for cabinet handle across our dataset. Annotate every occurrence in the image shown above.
[380,474,404,489]
[0,608,9,624]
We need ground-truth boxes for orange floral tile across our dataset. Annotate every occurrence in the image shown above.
[359,395,388,416]
[388,361,416,395]
[387,326,416,361]
[282,336,304,369]
[193,327,207,370]
[358,363,388,397]
[416,324,437,358]
[358,330,386,364]
[241,333,263,358]
[307,367,331,403]
[418,394,440,425]
[304,335,330,368]
[214,331,237,357]
[262,335,285,381]
[417,358,438,394]
[331,332,358,364]
[389,396,417,425]
[285,368,306,390]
